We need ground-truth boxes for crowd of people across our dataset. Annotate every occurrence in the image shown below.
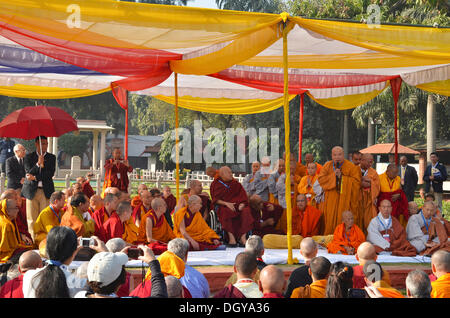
[0,135,448,298]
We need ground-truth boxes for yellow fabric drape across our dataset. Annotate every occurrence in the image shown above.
[0,84,110,99]
[174,73,180,201]
[154,94,296,115]
[307,82,389,110]
[416,79,450,97]
[282,19,294,265]
[293,17,450,61]
[241,52,450,69]
[0,0,282,49]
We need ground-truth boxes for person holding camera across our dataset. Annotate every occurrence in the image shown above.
[75,245,167,298]
[102,148,133,194]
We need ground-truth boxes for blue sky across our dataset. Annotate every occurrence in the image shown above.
[186,0,218,9]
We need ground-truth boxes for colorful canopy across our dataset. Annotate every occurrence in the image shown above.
[0,0,448,111]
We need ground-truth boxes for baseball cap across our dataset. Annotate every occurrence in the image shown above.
[87,252,128,286]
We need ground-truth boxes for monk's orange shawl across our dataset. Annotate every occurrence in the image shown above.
[327,223,365,254]
[173,207,219,244]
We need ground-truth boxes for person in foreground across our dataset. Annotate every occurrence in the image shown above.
[290,256,331,298]
[430,250,450,298]
[75,245,167,298]
[362,260,404,298]
[258,265,286,298]
[325,261,354,298]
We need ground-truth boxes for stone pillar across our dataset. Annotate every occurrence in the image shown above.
[426,94,436,165]
[92,131,99,170]
[100,131,106,178]
[367,117,374,147]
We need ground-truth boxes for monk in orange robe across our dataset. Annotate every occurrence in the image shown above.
[357,154,380,233]
[363,260,404,298]
[102,201,141,244]
[318,146,361,235]
[138,197,175,254]
[0,199,32,263]
[430,250,450,298]
[60,193,95,238]
[132,190,153,228]
[173,195,220,251]
[291,256,331,298]
[102,148,133,194]
[130,184,148,210]
[294,193,321,238]
[378,163,409,227]
[298,162,319,207]
[92,193,119,242]
[210,166,254,246]
[327,210,365,255]
[304,153,322,174]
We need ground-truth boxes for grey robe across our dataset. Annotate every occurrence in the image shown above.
[406,212,440,253]
[252,170,270,201]
[367,212,394,251]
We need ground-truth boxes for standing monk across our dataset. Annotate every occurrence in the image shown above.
[378,163,409,227]
[210,166,254,247]
[304,153,322,174]
[242,161,260,197]
[318,146,361,235]
[267,159,285,205]
[298,162,319,207]
[357,153,380,232]
[102,148,133,194]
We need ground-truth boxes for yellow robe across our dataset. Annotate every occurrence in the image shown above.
[0,200,28,263]
[318,160,361,235]
[33,206,64,247]
[291,279,327,298]
[173,207,219,244]
[298,174,319,207]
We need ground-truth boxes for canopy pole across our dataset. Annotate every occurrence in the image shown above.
[124,107,129,160]
[282,20,293,265]
[298,93,304,163]
[175,72,180,201]
[390,78,402,165]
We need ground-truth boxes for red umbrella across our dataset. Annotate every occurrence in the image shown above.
[0,105,78,139]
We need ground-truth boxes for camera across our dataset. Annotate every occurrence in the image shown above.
[80,238,96,248]
[348,288,368,298]
[128,248,143,260]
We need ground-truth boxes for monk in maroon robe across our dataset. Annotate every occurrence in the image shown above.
[102,148,133,193]
[132,190,153,227]
[92,193,119,242]
[210,166,254,246]
[162,186,177,215]
[248,194,283,237]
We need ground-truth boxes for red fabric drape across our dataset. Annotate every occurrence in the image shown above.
[390,77,403,165]
[111,83,129,159]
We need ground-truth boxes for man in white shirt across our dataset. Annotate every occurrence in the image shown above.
[232,251,263,298]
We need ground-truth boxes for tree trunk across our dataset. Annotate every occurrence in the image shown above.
[426,94,436,165]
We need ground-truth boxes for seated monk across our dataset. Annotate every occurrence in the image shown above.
[138,197,175,254]
[291,256,331,298]
[430,250,450,298]
[88,194,103,217]
[92,193,119,242]
[295,193,321,238]
[131,183,148,210]
[367,199,416,256]
[210,166,254,247]
[132,190,153,228]
[248,194,283,237]
[363,260,404,298]
[406,201,450,256]
[0,199,33,263]
[60,193,95,238]
[102,201,141,244]
[378,163,409,227]
[188,180,212,223]
[173,195,221,251]
[298,162,319,207]
[206,166,219,180]
[352,242,391,289]
[162,186,177,217]
[33,191,66,248]
[327,210,365,255]
[304,153,322,175]
[0,190,32,247]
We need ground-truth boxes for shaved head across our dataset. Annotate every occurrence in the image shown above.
[19,250,43,273]
[432,250,450,274]
[331,146,345,164]
[300,237,318,260]
[360,153,373,169]
[219,166,233,182]
[356,242,377,263]
[259,265,285,294]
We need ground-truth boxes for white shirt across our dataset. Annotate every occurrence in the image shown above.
[233,278,263,298]
[35,151,47,188]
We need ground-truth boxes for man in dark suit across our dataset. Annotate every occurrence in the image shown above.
[0,137,15,174]
[5,144,27,190]
[399,156,418,202]
[423,152,448,214]
[21,136,56,240]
